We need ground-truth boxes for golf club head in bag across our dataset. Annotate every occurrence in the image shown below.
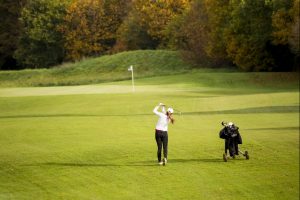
[221,121,234,127]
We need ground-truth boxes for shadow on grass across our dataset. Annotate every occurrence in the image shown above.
[1,105,298,119]
[169,158,223,163]
[0,113,153,119]
[185,105,299,115]
[22,158,227,168]
[136,158,225,163]
[24,162,156,167]
[244,126,299,131]
[168,157,249,163]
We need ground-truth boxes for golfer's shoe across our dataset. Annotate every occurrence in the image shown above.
[158,161,164,165]
[163,158,167,166]
[223,153,227,162]
[245,151,249,160]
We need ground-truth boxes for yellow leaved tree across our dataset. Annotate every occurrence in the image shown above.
[60,0,129,61]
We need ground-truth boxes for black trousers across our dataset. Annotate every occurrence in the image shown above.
[155,129,168,162]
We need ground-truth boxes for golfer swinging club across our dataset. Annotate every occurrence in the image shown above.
[153,103,175,165]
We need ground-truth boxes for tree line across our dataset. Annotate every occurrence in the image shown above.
[0,0,299,71]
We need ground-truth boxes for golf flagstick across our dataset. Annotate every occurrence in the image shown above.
[128,65,135,92]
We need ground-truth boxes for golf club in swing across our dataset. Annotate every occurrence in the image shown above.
[173,108,182,115]
[161,104,182,115]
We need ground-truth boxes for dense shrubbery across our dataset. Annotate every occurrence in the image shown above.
[0,0,299,71]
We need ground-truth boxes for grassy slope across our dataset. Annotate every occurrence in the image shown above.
[0,70,299,199]
[0,49,298,90]
[0,50,197,87]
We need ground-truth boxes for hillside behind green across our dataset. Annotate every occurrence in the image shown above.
[0,50,197,87]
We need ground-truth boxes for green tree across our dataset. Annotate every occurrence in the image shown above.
[0,0,26,70]
[172,0,210,64]
[163,0,297,71]
[14,0,70,69]
[225,0,274,71]
[166,0,230,66]
[114,12,156,51]
[115,0,190,51]
[204,0,232,66]
[288,0,299,70]
[271,0,294,45]
[270,0,298,71]
[268,0,299,71]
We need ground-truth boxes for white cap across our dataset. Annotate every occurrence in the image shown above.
[167,108,174,114]
[228,122,234,126]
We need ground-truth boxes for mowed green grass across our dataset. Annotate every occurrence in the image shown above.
[0,72,299,200]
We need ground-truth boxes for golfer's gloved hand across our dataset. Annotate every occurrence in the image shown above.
[159,103,165,106]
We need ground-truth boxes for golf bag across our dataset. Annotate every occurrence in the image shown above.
[219,122,242,157]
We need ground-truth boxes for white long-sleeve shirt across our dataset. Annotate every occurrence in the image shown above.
[153,106,169,131]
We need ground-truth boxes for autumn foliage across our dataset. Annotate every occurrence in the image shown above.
[0,0,299,71]
[60,0,129,61]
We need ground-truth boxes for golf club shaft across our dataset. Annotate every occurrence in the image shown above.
[164,105,182,114]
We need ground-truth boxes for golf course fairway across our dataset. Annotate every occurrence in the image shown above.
[0,72,299,200]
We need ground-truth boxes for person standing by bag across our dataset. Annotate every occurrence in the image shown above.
[153,103,175,166]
